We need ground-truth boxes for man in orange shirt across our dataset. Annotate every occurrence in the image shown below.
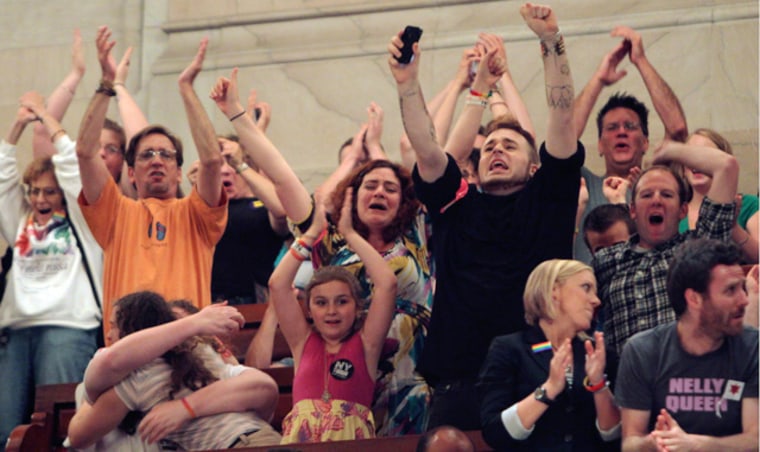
[75,27,227,341]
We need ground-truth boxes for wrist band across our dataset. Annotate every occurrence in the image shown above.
[114,82,125,88]
[289,238,312,261]
[180,397,196,418]
[95,80,116,97]
[50,129,66,143]
[583,375,608,393]
[469,88,492,99]
[465,96,488,108]
[228,110,246,122]
[236,162,249,174]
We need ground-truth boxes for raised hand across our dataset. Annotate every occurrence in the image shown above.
[209,68,244,119]
[220,139,245,169]
[178,38,208,87]
[19,91,46,117]
[583,331,607,387]
[454,47,479,90]
[387,29,421,85]
[95,26,117,81]
[306,188,330,239]
[474,34,506,88]
[596,40,630,86]
[138,399,189,444]
[520,3,559,40]
[545,338,572,399]
[365,102,384,150]
[247,89,271,133]
[602,176,631,204]
[71,29,86,78]
[115,47,134,86]
[337,187,356,237]
[611,26,646,66]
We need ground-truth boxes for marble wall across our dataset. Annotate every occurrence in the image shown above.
[0,0,756,206]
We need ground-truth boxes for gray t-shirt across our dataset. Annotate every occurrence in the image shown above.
[616,323,758,436]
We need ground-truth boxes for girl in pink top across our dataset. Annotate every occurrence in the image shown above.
[270,190,397,443]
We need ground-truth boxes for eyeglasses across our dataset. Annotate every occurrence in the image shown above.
[603,121,641,133]
[137,148,177,162]
[102,144,122,155]
[29,187,61,197]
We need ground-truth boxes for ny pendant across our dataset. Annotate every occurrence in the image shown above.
[321,390,331,402]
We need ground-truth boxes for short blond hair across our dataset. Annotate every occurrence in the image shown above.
[523,259,593,326]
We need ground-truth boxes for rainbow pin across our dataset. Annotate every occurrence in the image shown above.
[531,341,552,354]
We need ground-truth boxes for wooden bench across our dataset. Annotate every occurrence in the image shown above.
[6,382,78,452]
[227,303,291,364]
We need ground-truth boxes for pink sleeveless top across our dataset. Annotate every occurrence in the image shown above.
[293,331,374,407]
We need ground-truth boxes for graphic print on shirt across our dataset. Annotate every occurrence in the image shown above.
[665,377,745,417]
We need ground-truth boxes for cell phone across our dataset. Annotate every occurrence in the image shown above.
[253,107,262,121]
[396,25,423,64]
[469,60,478,78]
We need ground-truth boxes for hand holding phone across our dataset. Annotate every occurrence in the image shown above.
[395,26,423,64]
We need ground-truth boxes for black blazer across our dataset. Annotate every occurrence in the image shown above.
[477,326,619,452]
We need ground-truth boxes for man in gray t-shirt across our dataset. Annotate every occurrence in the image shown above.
[616,239,758,451]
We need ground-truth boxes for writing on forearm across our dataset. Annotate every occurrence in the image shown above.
[546,84,573,110]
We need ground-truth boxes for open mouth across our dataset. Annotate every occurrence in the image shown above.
[648,214,664,225]
[222,180,233,188]
[368,203,387,211]
[489,161,508,171]
[37,208,52,215]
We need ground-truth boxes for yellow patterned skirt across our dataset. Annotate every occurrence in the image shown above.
[281,398,375,444]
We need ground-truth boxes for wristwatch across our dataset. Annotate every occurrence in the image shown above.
[534,386,555,405]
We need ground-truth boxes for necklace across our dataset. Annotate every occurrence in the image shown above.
[322,349,332,402]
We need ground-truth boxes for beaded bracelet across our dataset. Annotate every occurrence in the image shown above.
[289,238,312,261]
[469,88,492,99]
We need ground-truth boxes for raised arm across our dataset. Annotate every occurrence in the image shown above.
[268,196,327,362]
[210,68,312,223]
[317,124,368,212]
[76,26,118,204]
[364,102,389,161]
[387,30,449,182]
[613,26,688,142]
[221,140,288,235]
[444,38,504,163]
[113,46,149,142]
[33,29,86,158]
[485,32,536,140]
[652,140,738,204]
[245,303,280,368]
[573,40,629,139]
[432,47,478,147]
[20,92,66,145]
[178,38,223,207]
[84,303,244,403]
[521,3,576,158]
[338,189,396,370]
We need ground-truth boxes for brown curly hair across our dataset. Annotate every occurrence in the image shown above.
[330,160,420,244]
[114,291,217,399]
